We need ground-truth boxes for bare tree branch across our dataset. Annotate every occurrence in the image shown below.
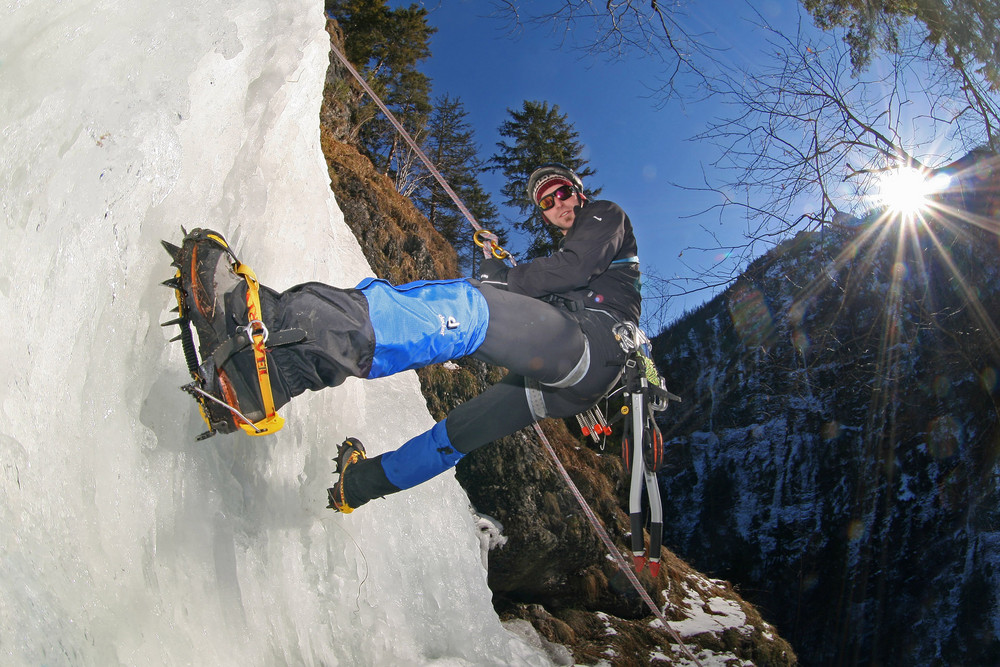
[486,2,998,322]
[489,0,717,99]
[677,11,998,282]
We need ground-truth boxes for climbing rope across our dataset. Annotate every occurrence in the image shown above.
[330,42,702,665]
[532,422,702,663]
[329,44,508,263]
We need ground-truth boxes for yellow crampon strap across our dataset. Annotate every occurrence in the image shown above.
[232,261,285,436]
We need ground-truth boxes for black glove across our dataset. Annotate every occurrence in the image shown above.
[478,258,510,287]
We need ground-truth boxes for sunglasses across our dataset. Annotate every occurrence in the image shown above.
[537,185,577,211]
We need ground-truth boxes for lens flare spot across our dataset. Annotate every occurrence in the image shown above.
[715,250,733,263]
[792,328,809,355]
[927,414,960,459]
[788,299,812,354]
[728,283,776,349]
[931,375,951,398]
[847,520,865,542]
[981,367,998,392]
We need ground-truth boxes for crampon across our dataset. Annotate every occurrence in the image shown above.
[327,438,367,513]
[161,227,301,440]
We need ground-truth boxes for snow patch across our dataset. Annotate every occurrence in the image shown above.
[663,581,749,638]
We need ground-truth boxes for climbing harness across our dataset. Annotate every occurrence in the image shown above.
[330,43,699,665]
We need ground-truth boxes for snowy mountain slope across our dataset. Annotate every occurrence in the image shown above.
[652,168,1000,665]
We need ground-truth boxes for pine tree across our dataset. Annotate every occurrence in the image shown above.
[489,100,596,257]
[325,1,435,189]
[802,0,1000,90]
[415,94,502,277]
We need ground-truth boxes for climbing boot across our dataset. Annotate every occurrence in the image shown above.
[328,438,368,513]
[162,228,299,438]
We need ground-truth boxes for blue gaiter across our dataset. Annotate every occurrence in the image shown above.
[380,420,464,490]
[358,278,490,379]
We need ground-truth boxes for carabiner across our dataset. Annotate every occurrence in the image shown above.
[473,229,510,260]
[241,319,269,345]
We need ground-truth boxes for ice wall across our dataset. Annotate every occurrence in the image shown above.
[0,1,546,664]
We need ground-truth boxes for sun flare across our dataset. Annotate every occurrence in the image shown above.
[878,167,951,218]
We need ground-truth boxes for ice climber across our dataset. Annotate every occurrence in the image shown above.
[167,163,642,512]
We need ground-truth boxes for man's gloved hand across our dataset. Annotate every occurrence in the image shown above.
[478,258,510,288]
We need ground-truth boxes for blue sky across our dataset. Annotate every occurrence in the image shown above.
[388,0,809,326]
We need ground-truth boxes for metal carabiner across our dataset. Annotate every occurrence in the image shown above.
[241,319,269,346]
[613,321,639,354]
[473,229,510,260]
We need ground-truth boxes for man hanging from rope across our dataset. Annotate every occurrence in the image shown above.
[165,163,642,512]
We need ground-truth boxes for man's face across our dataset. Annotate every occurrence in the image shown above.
[539,182,579,234]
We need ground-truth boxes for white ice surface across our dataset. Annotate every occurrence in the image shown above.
[0,1,548,664]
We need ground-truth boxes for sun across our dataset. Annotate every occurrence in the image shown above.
[877,167,951,218]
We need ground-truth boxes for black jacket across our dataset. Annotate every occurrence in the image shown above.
[505,199,641,323]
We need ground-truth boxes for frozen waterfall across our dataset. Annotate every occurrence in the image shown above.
[0,1,550,664]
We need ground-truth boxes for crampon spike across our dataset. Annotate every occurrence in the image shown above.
[161,240,182,261]
[160,317,185,328]
[162,277,182,290]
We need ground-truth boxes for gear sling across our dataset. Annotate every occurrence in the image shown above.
[603,322,680,577]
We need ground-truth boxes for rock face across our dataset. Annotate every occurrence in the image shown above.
[319,19,797,666]
[651,153,1000,666]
